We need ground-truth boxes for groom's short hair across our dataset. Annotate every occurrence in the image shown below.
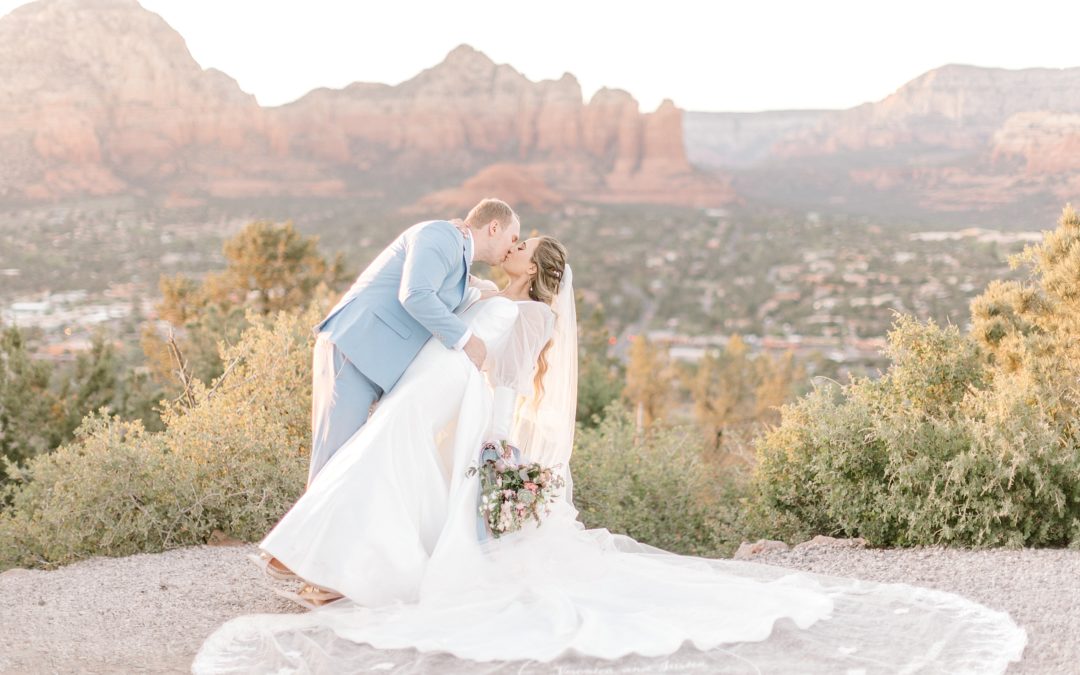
[465,198,515,229]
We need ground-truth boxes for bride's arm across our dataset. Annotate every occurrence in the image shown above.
[472,276,502,302]
[485,304,556,452]
[456,276,501,313]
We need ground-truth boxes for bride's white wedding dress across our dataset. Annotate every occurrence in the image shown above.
[193,269,1027,674]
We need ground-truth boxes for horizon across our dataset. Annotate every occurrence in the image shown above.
[1,0,1078,112]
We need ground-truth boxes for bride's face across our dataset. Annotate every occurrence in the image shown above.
[501,237,539,279]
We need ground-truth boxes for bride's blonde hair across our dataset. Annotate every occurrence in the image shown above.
[526,236,568,402]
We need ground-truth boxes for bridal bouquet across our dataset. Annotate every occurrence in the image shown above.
[467,441,566,538]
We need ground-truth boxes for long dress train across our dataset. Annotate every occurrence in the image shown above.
[193,294,1027,674]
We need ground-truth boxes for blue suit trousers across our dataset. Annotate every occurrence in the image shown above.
[309,332,384,486]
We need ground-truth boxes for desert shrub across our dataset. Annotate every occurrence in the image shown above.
[754,315,1080,548]
[751,205,1080,548]
[143,220,350,402]
[884,366,1080,547]
[0,304,321,569]
[748,376,897,546]
[571,400,752,557]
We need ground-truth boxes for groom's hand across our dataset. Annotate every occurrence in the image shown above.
[463,334,487,370]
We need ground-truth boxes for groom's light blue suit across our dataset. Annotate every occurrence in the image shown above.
[308,219,474,483]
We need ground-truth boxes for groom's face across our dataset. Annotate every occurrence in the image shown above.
[489,216,520,265]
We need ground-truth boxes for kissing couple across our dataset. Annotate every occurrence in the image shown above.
[193,199,1026,673]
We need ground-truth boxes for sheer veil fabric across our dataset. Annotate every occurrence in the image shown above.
[193,264,1027,674]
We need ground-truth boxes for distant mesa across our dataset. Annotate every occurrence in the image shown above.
[769,64,1080,160]
[685,64,1080,217]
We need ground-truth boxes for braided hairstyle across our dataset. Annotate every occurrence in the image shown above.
[526,236,568,401]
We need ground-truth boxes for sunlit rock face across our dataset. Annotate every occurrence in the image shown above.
[0,4,732,207]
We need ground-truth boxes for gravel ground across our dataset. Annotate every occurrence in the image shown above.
[0,540,1075,674]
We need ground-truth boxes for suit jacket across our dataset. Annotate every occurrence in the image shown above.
[314,219,472,393]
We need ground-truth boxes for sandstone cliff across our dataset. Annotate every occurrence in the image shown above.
[772,65,1080,159]
[0,1,731,209]
[681,64,1080,218]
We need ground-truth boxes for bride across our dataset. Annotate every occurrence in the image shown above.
[194,236,1027,673]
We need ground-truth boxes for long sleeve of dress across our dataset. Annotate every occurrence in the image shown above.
[484,302,556,444]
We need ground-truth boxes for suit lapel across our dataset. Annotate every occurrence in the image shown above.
[458,229,472,304]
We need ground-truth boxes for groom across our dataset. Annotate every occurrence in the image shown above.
[306,198,521,485]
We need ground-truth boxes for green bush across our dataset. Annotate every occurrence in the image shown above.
[0,305,319,570]
[751,206,1080,548]
[571,401,752,557]
[747,376,897,546]
[896,370,1079,547]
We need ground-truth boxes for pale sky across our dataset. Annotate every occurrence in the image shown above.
[2,0,1078,112]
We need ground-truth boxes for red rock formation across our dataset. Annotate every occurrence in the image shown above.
[0,0,270,200]
[8,1,1080,217]
[0,3,731,208]
[640,100,693,175]
[598,100,734,207]
[409,163,564,214]
[582,88,643,175]
[742,64,1080,215]
[991,112,1080,174]
[407,95,736,210]
[277,45,729,206]
[774,64,1080,159]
